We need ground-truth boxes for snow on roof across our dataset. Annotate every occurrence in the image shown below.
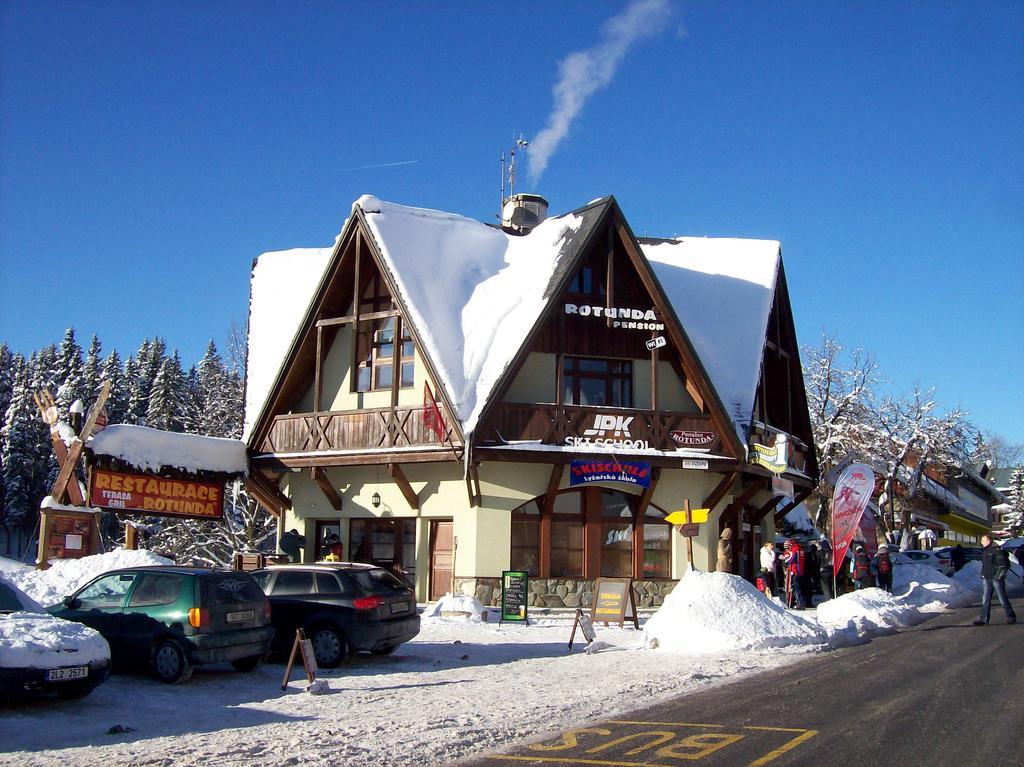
[89,424,247,475]
[641,237,780,441]
[357,195,588,436]
[243,246,335,442]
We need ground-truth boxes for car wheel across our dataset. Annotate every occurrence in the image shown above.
[370,644,399,655]
[309,625,348,668]
[231,655,262,672]
[56,684,96,700]
[152,639,193,684]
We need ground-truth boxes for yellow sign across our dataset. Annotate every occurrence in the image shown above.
[665,508,709,525]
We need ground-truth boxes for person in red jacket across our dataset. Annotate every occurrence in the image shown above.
[783,540,807,609]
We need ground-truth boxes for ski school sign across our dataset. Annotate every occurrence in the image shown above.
[90,469,225,519]
[569,459,652,488]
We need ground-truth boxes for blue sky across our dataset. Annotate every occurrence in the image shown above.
[1,1,1021,444]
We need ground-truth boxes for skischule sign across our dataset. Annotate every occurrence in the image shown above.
[570,459,652,488]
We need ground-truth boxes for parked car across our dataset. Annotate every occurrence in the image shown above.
[1,577,111,703]
[49,566,273,684]
[934,546,983,565]
[890,549,954,577]
[252,563,420,668]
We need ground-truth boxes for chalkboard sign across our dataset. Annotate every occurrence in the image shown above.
[501,570,529,623]
[590,577,639,629]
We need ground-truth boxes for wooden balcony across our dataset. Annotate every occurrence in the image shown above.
[483,403,721,453]
[257,405,457,455]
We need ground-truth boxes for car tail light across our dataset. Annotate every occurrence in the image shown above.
[188,607,210,632]
[353,595,384,611]
[263,598,272,619]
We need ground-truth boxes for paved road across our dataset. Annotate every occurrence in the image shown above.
[463,599,1023,767]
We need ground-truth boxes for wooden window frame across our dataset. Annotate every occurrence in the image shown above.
[562,356,634,408]
[354,316,415,393]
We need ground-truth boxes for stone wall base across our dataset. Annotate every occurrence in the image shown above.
[453,576,678,608]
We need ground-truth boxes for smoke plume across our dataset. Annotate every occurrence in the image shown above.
[528,0,672,183]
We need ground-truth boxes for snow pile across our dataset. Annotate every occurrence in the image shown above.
[424,593,489,622]
[893,564,975,611]
[642,570,826,653]
[0,611,110,668]
[816,587,923,635]
[953,560,1024,597]
[89,424,248,475]
[3,548,172,607]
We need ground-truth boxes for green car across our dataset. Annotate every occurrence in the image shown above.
[50,566,273,684]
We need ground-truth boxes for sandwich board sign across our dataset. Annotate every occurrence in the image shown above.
[568,608,597,651]
[590,577,639,630]
[500,570,529,623]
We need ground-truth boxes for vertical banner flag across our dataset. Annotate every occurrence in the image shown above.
[859,507,879,558]
[831,463,876,578]
[423,382,446,442]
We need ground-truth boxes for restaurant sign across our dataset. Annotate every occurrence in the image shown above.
[89,468,225,519]
[570,459,652,488]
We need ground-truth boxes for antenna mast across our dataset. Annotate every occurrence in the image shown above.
[499,134,530,219]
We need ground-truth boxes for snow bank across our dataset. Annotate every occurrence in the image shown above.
[424,593,489,622]
[816,588,923,635]
[642,570,826,653]
[893,564,975,611]
[953,560,1024,597]
[89,423,248,475]
[4,548,173,607]
[0,611,110,668]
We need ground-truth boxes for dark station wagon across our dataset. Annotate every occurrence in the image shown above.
[253,563,420,668]
[50,566,274,684]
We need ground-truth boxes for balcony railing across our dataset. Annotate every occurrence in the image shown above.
[258,405,456,455]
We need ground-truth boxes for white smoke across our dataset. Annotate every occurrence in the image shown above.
[528,0,672,183]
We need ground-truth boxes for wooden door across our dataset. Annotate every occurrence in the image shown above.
[429,521,454,601]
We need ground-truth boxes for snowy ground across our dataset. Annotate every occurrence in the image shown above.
[0,551,999,767]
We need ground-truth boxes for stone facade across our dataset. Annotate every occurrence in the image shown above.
[454,577,678,608]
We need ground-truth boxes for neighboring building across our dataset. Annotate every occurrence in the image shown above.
[243,194,818,605]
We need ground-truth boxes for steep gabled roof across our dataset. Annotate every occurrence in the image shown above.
[640,236,782,442]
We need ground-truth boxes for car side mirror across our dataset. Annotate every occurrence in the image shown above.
[62,595,79,609]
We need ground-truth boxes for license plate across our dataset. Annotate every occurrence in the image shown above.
[226,610,255,623]
[390,601,409,614]
[47,666,88,682]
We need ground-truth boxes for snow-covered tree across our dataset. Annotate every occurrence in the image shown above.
[80,334,103,408]
[54,328,84,415]
[1003,467,1024,536]
[146,351,187,432]
[100,349,126,424]
[2,357,44,530]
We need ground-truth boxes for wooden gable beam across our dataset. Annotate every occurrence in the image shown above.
[387,463,419,510]
[311,467,343,511]
[702,471,740,514]
[247,471,292,517]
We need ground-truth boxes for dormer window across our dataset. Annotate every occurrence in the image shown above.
[568,265,605,296]
[355,317,414,392]
[563,356,633,408]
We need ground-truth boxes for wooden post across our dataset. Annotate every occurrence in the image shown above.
[684,499,694,571]
[36,509,51,570]
[125,522,138,550]
[451,536,458,595]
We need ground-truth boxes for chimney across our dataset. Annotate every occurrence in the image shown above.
[501,193,549,235]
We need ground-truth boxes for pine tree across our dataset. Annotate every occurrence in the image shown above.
[123,354,145,425]
[146,352,187,432]
[2,358,42,530]
[81,334,103,408]
[0,344,15,473]
[193,340,237,438]
[100,349,126,424]
[1005,467,1024,536]
[54,328,84,414]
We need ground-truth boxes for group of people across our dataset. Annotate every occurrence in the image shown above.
[750,536,896,609]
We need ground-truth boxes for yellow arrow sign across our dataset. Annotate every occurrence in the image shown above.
[665,508,710,525]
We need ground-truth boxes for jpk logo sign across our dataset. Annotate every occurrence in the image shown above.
[565,303,665,331]
[566,414,651,450]
[570,459,652,488]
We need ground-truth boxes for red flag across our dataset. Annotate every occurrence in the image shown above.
[831,463,875,578]
[423,382,446,442]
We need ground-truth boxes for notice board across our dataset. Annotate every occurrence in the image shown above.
[590,577,639,629]
[501,570,529,622]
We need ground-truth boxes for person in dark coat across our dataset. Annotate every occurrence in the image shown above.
[280,528,305,563]
[873,543,894,594]
[951,544,967,573]
[817,540,835,599]
[804,542,821,598]
[973,535,1017,626]
[851,545,873,590]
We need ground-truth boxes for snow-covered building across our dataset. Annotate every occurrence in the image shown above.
[243,195,818,605]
